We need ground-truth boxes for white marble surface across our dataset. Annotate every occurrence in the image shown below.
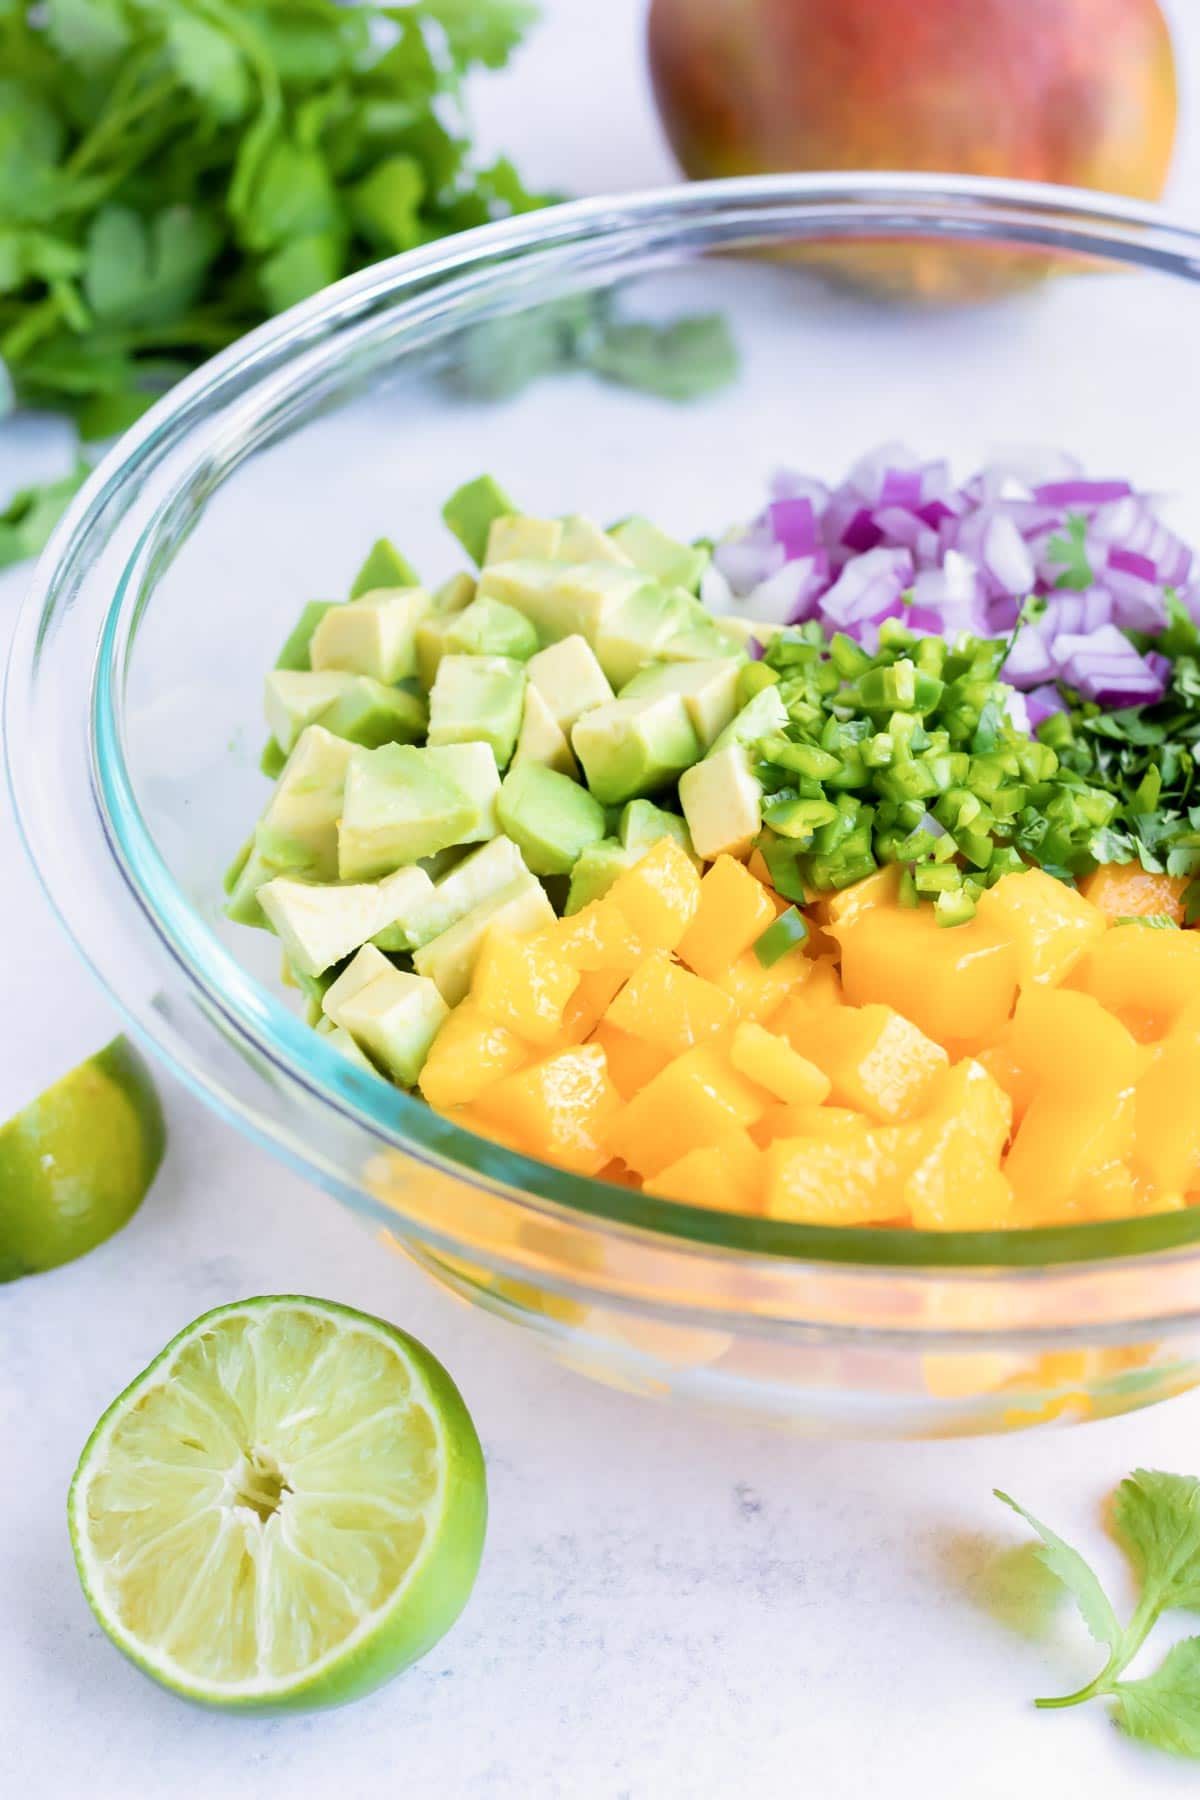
[5,4,1200,1795]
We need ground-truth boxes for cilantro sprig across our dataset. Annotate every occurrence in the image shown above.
[998,1472,1200,1756]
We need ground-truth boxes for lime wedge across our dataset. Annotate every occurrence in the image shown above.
[69,1296,487,1710]
[0,1035,164,1281]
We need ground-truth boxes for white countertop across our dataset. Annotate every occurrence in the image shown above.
[5,5,1200,1795]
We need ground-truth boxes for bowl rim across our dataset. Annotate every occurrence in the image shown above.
[13,169,1200,1277]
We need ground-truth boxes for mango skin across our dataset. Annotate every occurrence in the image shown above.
[648,0,1177,300]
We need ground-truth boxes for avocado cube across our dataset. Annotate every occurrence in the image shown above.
[258,864,435,976]
[309,587,432,682]
[551,563,655,648]
[317,675,427,749]
[224,836,253,895]
[413,874,555,1005]
[497,762,607,877]
[440,596,539,662]
[557,515,632,566]
[512,684,579,778]
[710,616,784,654]
[321,1021,380,1075]
[226,725,355,924]
[610,517,708,593]
[475,559,561,634]
[571,693,701,807]
[400,834,530,951]
[323,947,448,1087]
[679,743,763,861]
[434,572,476,614]
[565,839,639,914]
[350,538,419,599]
[658,626,742,665]
[618,799,698,864]
[619,657,743,749]
[710,683,789,755]
[338,744,481,880]
[591,581,694,688]
[485,515,563,564]
[273,600,338,672]
[259,739,288,779]
[423,742,501,842]
[427,654,526,769]
[415,616,450,691]
[525,634,614,731]
[443,474,517,565]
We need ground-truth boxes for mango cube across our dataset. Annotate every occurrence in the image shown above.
[802,1003,948,1123]
[729,1023,831,1106]
[834,904,1018,1054]
[472,926,580,1047]
[606,1045,771,1178]
[603,952,736,1055]
[976,868,1105,989]
[646,1131,765,1213]
[1074,923,1200,1041]
[418,1000,529,1110]
[539,899,642,972]
[676,854,777,980]
[716,946,811,1022]
[764,1125,914,1226]
[605,837,700,952]
[903,1059,1013,1230]
[472,1042,621,1175]
[589,1020,670,1100]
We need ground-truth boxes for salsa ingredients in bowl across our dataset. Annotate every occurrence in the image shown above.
[224,455,1200,1234]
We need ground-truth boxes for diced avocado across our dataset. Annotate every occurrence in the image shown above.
[525,634,614,730]
[413,874,554,1005]
[226,726,355,924]
[258,864,435,976]
[657,625,742,665]
[571,693,701,807]
[427,654,526,769]
[610,517,708,593]
[400,834,530,951]
[337,744,480,880]
[512,684,579,777]
[224,836,253,894]
[710,683,790,755]
[485,515,563,564]
[321,1022,379,1076]
[309,588,432,682]
[423,741,501,842]
[434,572,476,614]
[736,662,781,707]
[496,762,607,877]
[265,670,356,754]
[591,581,693,688]
[711,616,784,653]
[323,946,448,1087]
[350,538,419,599]
[619,657,743,748]
[274,600,337,673]
[317,675,427,749]
[443,474,517,565]
[565,839,639,913]
[260,739,288,779]
[557,515,632,566]
[439,596,538,662]
[679,743,763,861]
[618,799,698,864]
[552,563,656,650]
[475,559,561,634]
[415,616,450,691]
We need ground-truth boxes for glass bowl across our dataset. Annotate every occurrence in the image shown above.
[12,174,1200,1437]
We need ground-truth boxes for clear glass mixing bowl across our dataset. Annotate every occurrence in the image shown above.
[11,174,1200,1436]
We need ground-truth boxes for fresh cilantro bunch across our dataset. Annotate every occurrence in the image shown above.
[0,0,545,443]
[999,1472,1200,1756]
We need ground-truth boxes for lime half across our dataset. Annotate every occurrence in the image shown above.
[0,1035,165,1281]
[69,1296,487,1711]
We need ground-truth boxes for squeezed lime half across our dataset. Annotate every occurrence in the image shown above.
[0,1035,165,1280]
[68,1296,487,1710]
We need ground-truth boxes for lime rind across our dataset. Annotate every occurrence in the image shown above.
[68,1296,486,1711]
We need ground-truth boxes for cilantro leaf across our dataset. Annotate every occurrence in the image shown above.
[581,313,739,403]
[1113,1637,1200,1758]
[994,1490,1124,1661]
[0,457,91,568]
[1045,512,1093,590]
[415,0,540,71]
[1112,1471,1200,1615]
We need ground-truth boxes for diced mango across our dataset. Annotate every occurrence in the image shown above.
[752,1103,864,1147]
[768,956,843,1049]
[810,863,901,931]
[603,953,736,1055]
[590,1020,670,1099]
[418,999,529,1110]
[801,1004,948,1123]
[606,1044,771,1178]
[1080,864,1188,926]
[561,968,627,1043]
[902,1059,1013,1230]
[472,1042,621,1175]
[606,837,700,952]
[977,1035,1039,1133]
[539,899,642,973]
[1134,1039,1200,1197]
[834,904,1018,1054]
[1006,1085,1137,1225]
[715,945,811,1022]
[975,868,1105,989]
[1007,986,1142,1094]
[1074,923,1200,1041]
[646,1131,765,1213]
[729,1022,832,1106]
[676,854,777,980]
[472,926,580,1046]
[763,1124,915,1225]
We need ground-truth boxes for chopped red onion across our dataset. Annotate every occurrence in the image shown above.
[767,496,817,560]
[1002,625,1057,689]
[748,555,826,625]
[1034,479,1133,506]
[1055,625,1167,705]
[841,508,884,553]
[1025,684,1068,729]
[822,547,913,629]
